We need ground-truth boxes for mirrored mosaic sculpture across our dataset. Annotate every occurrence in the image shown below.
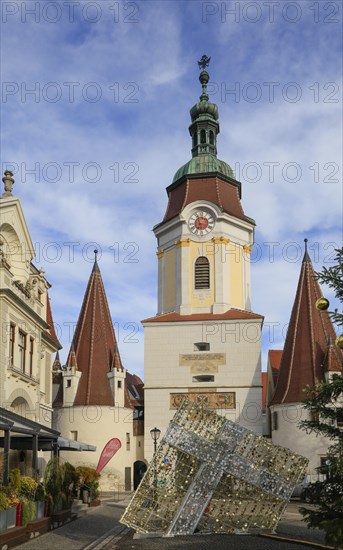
[120,399,309,536]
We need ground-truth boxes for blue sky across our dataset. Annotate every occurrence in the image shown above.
[1,0,342,380]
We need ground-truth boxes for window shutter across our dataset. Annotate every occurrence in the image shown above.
[195,257,210,289]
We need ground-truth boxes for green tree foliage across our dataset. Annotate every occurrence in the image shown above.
[43,459,79,511]
[299,248,343,548]
[76,466,100,500]
[43,458,64,512]
[317,247,343,327]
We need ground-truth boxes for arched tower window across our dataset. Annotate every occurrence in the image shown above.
[209,130,214,145]
[194,257,210,289]
[200,129,206,144]
[192,133,198,148]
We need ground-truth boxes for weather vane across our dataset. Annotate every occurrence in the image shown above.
[198,54,211,70]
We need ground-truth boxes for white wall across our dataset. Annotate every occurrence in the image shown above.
[270,403,331,474]
[144,319,263,461]
[55,405,144,491]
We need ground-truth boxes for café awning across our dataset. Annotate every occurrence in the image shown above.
[0,407,96,484]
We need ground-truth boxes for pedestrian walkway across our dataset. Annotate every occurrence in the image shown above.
[119,535,330,550]
[13,497,331,550]
[16,500,126,550]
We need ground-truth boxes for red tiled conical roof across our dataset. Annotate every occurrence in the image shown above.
[270,246,342,406]
[46,293,62,348]
[68,256,123,406]
[52,351,61,371]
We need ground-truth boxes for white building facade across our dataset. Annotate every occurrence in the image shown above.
[143,62,263,461]
[0,170,61,480]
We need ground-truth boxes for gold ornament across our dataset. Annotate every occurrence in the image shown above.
[336,334,343,349]
[315,297,330,311]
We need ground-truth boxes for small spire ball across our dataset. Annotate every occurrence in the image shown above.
[336,335,343,349]
[315,297,330,311]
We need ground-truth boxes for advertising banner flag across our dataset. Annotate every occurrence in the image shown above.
[96,438,121,473]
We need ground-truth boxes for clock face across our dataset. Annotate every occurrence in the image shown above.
[188,211,215,236]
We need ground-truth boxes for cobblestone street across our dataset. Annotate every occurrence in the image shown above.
[12,498,330,550]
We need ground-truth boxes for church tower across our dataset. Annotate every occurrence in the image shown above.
[269,241,342,476]
[143,58,263,461]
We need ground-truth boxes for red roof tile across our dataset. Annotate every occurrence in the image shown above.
[270,251,342,406]
[261,372,267,412]
[142,308,264,323]
[52,351,61,371]
[68,259,123,406]
[161,176,252,225]
[268,349,283,385]
[67,344,78,369]
[322,338,342,372]
[46,293,62,348]
[124,371,144,409]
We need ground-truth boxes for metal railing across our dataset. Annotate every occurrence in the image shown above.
[101,483,133,502]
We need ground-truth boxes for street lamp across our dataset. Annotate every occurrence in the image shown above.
[150,427,161,495]
[150,427,161,454]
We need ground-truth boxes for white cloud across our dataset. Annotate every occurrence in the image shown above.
[1,1,341,376]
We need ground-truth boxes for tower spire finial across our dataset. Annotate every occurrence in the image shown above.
[198,54,211,70]
[92,249,100,272]
[197,55,211,102]
[188,55,220,159]
[303,238,310,262]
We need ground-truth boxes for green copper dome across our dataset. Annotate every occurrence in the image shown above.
[173,56,235,184]
[190,98,219,123]
[173,154,234,183]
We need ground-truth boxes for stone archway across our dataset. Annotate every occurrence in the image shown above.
[7,389,36,420]
[7,394,35,476]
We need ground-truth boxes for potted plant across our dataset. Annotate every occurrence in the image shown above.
[0,491,9,531]
[34,482,46,519]
[75,466,101,506]
[20,498,36,527]
[4,492,19,529]
[43,458,64,513]
[0,488,20,530]
[61,463,79,508]
[9,470,38,525]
